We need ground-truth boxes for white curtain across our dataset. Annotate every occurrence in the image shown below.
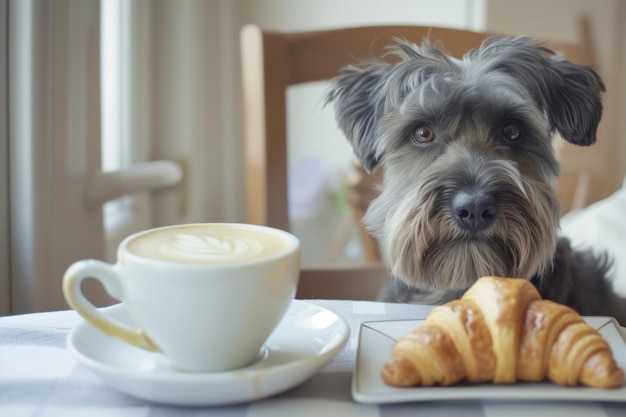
[0,0,9,315]
[3,0,239,314]
[5,0,191,314]
[8,0,104,314]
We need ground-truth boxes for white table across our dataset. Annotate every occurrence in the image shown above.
[1,300,625,416]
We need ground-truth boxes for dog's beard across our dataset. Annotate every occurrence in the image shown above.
[365,159,560,292]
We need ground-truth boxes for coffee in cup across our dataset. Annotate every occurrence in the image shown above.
[125,223,291,264]
[63,223,300,373]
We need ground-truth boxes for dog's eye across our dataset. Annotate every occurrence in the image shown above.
[502,123,521,141]
[412,126,435,144]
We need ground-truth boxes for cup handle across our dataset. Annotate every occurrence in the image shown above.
[62,259,160,352]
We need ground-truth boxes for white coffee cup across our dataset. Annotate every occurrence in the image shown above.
[63,223,300,373]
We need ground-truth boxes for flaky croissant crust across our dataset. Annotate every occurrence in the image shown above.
[381,276,624,388]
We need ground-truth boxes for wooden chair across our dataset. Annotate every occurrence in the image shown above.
[240,24,489,299]
[547,18,605,215]
[240,23,597,299]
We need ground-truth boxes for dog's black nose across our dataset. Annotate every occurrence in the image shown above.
[452,189,497,231]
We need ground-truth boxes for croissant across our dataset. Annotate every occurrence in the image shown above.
[381,276,624,388]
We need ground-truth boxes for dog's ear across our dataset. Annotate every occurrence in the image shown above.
[325,63,392,172]
[478,37,605,146]
[326,39,459,170]
[543,58,605,146]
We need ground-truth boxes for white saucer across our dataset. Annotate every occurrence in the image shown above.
[67,300,349,406]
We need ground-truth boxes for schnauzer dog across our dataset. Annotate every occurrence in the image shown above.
[326,35,626,324]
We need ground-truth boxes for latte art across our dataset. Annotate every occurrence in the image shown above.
[161,234,265,262]
[126,224,293,264]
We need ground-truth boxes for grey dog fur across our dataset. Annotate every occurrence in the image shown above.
[326,36,626,324]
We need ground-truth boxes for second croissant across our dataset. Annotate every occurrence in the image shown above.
[381,276,624,388]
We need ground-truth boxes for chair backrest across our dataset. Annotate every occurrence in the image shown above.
[544,19,600,215]
[240,25,490,299]
[240,24,594,299]
[240,25,488,230]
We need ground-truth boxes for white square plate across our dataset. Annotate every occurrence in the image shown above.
[352,317,626,404]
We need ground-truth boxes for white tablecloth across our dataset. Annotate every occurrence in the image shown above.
[1,300,625,417]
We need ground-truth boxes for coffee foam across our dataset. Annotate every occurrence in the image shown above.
[126,224,292,264]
